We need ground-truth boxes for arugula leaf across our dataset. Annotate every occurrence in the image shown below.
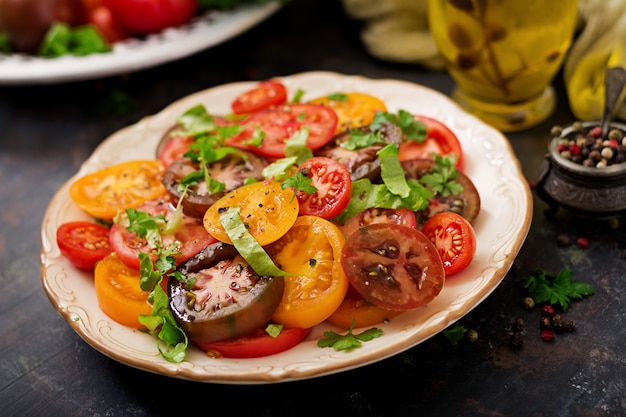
[318,320,383,351]
[523,268,594,311]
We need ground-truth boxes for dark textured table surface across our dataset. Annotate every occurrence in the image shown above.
[1,1,625,416]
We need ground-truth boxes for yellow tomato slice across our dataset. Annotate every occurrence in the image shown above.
[309,92,388,134]
[69,160,166,220]
[267,215,349,329]
[203,180,299,246]
[94,252,152,328]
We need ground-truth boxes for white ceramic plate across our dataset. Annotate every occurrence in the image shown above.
[0,2,281,85]
[40,71,532,384]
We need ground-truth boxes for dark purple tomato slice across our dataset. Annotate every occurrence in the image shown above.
[401,158,480,226]
[169,242,285,344]
[340,223,445,311]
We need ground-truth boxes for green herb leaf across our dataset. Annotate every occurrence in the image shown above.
[334,178,431,224]
[419,154,463,197]
[377,144,410,198]
[282,171,317,195]
[318,320,383,351]
[523,268,594,311]
[327,92,348,101]
[371,109,426,142]
[340,130,385,150]
[266,323,283,338]
[219,207,292,276]
[443,323,468,346]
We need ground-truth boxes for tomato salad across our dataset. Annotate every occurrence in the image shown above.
[56,79,480,362]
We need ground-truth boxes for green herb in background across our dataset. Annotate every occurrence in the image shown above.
[0,33,11,53]
[39,23,110,58]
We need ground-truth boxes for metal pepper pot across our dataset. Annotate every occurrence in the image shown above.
[536,121,626,218]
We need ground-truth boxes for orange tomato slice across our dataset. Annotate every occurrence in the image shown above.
[309,92,387,134]
[203,180,299,246]
[94,252,152,328]
[326,286,404,329]
[69,160,166,220]
[267,215,349,329]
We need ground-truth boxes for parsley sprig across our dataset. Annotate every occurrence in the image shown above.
[419,154,463,197]
[318,320,383,351]
[523,268,594,311]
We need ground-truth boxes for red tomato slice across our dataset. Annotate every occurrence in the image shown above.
[339,207,416,238]
[398,115,464,171]
[157,135,194,167]
[156,116,238,167]
[225,103,338,159]
[109,198,216,269]
[231,80,288,115]
[341,223,445,310]
[195,327,310,359]
[295,156,352,219]
[420,212,477,276]
[56,221,113,270]
[102,0,198,35]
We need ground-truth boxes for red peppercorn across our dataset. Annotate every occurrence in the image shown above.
[577,237,589,249]
[568,143,581,155]
[541,305,555,317]
[590,126,602,138]
[541,329,555,342]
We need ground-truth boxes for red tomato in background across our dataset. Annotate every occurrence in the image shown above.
[56,221,113,270]
[102,0,198,35]
[398,115,464,171]
[195,327,310,358]
[225,103,338,159]
[420,212,477,276]
[296,157,352,219]
[87,5,130,43]
[231,80,288,115]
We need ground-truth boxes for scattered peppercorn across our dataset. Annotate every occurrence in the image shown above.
[541,329,555,342]
[564,320,576,332]
[522,296,535,310]
[551,122,626,168]
[541,305,555,317]
[465,329,479,343]
[576,237,590,249]
[513,318,525,333]
[552,316,564,333]
[510,333,524,349]
[556,234,571,247]
[539,317,552,330]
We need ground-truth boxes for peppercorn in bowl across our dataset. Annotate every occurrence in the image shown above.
[536,120,626,217]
